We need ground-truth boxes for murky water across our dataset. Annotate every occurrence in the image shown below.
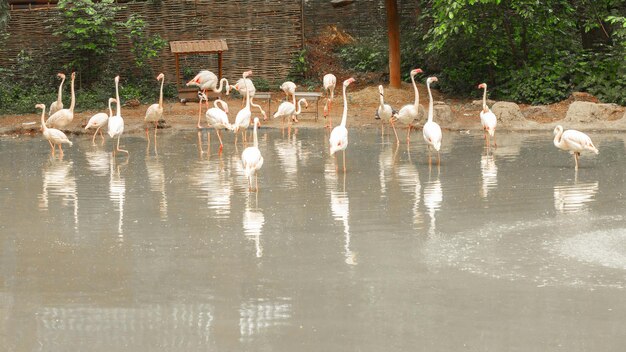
[1,128,626,351]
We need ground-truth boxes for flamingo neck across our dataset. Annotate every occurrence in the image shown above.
[115,79,121,117]
[553,129,564,148]
[253,122,259,148]
[295,98,305,115]
[40,107,48,131]
[215,78,228,93]
[379,91,385,108]
[244,79,251,110]
[57,77,65,104]
[411,74,419,108]
[159,77,164,108]
[340,83,349,127]
[482,86,487,110]
[427,81,434,123]
[108,100,113,117]
[69,75,75,112]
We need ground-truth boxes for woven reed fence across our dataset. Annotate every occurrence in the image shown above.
[0,0,302,85]
[0,0,419,85]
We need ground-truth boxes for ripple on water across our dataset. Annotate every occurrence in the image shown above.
[422,216,626,289]
[556,229,626,270]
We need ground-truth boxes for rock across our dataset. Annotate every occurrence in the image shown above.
[124,99,141,108]
[571,92,599,103]
[472,99,496,107]
[434,102,454,125]
[492,102,526,124]
[565,101,623,123]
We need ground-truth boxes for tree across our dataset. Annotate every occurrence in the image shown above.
[385,0,401,88]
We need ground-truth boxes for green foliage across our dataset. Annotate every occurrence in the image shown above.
[251,77,270,92]
[51,0,121,84]
[336,34,387,72]
[122,14,167,71]
[288,49,310,81]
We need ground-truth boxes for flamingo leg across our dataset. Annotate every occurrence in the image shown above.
[154,121,158,155]
[437,150,441,167]
[328,99,333,127]
[406,126,411,143]
[92,128,98,145]
[255,173,259,192]
[391,119,399,145]
[50,143,56,156]
[197,130,205,155]
[343,149,346,173]
[574,152,580,169]
[116,135,129,155]
[215,128,224,149]
[493,131,497,148]
[59,144,64,158]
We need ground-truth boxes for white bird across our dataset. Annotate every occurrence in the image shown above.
[186,70,229,125]
[423,77,442,165]
[376,85,399,143]
[553,125,599,169]
[280,81,297,102]
[241,117,264,191]
[273,97,308,125]
[46,72,76,129]
[108,75,128,156]
[233,70,256,144]
[85,97,116,145]
[395,68,423,143]
[206,98,232,149]
[145,72,165,131]
[323,73,337,127]
[229,71,267,120]
[478,83,497,148]
[329,77,355,172]
[49,72,66,116]
[36,103,72,157]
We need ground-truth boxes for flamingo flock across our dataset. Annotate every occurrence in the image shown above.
[32,67,600,194]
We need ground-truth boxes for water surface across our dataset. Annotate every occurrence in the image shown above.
[1,128,626,351]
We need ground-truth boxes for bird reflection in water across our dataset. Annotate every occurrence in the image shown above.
[145,154,168,221]
[480,153,498,198]
[378,144,399,198]
[424,169,443,236]
[243,192,265,258]
[85,146,111,177]
[109,155,127,239]
[39,157,79,233]
[325,161,356,265]
[274,127,304,188]
[188,152,233,218]
[395,146,422,228]
[554,170,598,213]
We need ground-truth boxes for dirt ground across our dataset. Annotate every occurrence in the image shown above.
[0,81,583,137]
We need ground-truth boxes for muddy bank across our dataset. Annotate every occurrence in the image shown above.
[2,83,625,136]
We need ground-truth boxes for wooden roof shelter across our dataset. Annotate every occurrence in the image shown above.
[170,39,228,100]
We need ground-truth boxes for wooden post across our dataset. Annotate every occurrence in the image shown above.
[385,0,401,88]
[175,53,180,89]
[218,52,223,80]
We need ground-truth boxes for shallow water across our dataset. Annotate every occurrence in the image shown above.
[1,128,626,351]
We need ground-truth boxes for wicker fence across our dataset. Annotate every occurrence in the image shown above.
[0,0,417,84]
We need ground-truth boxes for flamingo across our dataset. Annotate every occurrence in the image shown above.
[36,104,72,157]
[49,73,66,116]
[478,83,497,148]
[85,97,116,145]
[186,70,229,125]
[376,85,399,143]
[329,77,355,172]
[553,125,599,169]
[205,98,232,149]
[323,73,337,127]
[241,117,264,191]
[108,76,128,156]
[280,81,297,102]
[232,71,256,144]
[423,76,442,166]
[229,71,267,120]
[273,97,308,125]
[395,68,423,143]
[145,73,165,141]
[46,72,76,129]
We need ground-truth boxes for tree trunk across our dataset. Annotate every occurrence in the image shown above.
[385,0,401,88]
